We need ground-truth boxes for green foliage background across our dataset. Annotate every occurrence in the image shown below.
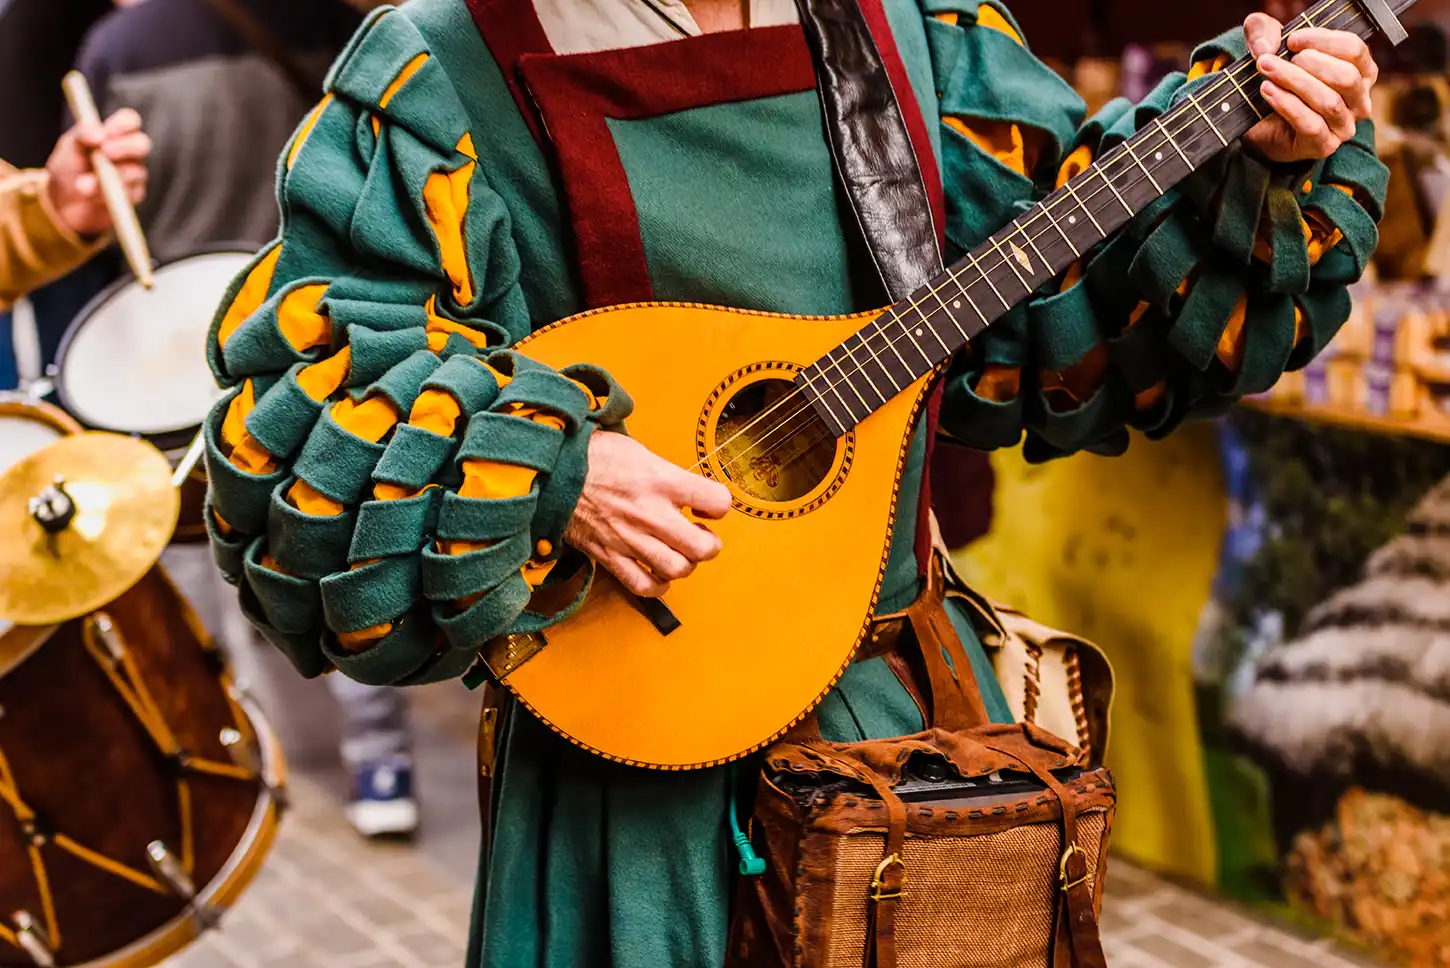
[1221,409,1450,639]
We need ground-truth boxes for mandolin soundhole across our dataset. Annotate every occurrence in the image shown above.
[700,367,853,518]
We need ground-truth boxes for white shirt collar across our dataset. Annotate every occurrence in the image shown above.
[532,0,799,56]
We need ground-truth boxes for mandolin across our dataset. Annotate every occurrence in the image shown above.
[492,0,1412,769]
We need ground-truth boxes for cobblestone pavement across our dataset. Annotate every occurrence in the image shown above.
[163,681,1387,968]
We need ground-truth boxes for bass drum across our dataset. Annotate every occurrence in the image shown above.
[0,568,284,968]
[53,249,256,543]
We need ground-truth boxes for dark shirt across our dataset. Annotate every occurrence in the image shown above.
[0,0,360,391]
[75,0,361,258]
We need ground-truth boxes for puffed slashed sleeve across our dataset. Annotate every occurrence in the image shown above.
[923,3,1389,462]
[204,9,630,687]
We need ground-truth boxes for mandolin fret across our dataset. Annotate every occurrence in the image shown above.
[800,0,1403,436]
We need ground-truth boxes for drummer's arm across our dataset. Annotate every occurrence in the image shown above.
[0,159,99,313]
[0,115,150,312]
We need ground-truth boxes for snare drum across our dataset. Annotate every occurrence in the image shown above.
[53,250,256,543]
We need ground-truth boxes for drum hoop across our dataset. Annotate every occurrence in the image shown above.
[0,394,84,439]
[52,244,256,450]
[74,691,284,968]
[0,623,61,679]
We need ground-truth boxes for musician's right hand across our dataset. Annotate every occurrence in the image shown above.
[45,108,151,238]
[564,432,732,598]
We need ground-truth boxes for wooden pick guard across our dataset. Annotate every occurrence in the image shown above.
[513,302,932,769]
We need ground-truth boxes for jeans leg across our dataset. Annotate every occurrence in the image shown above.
[327,674,413,771]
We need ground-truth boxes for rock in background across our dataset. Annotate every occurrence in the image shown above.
[1231,473,1450,961]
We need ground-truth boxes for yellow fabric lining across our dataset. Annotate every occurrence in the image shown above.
[1215,294,1252,371]
[423,150,477,307]
[1187,54,1234,82]
[380,53,429,109]
[944,117,1038,179]
[215,346,354,534]
[287,95,334,171]
[974,4,1023,44]
[1253,184,1351,267]
[337,624,394,650]
[221,380,270,474]
[935,7,1044,180]
[296,345,352,400]
[339,361,603,650]
[975,364,1021,401]
[1056,144,1094,188]
[426,300,492,348]
[216,244,282,350]
[287,394,403,517]
[276,283,331,352]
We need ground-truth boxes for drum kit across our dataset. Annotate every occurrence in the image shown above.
[0,246,284,962]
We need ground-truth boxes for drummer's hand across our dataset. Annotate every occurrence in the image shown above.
[564,432,731,598]
[45,108,151,238]
[1241,14,1377,164]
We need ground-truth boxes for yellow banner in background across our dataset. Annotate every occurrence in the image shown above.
[953,423,1227,885]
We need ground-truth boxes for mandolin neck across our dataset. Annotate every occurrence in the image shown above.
[797,0,1414,437]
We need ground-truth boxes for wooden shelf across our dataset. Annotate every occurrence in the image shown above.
[1242,396,1450,447]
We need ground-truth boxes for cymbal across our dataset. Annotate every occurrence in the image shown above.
[0,433,178,625]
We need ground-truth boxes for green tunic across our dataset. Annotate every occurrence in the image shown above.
[202,1,1388,964]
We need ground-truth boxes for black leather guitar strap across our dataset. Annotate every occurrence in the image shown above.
[793,0,954,581]
[792,0,943,299]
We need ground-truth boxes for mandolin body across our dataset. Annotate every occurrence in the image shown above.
[507,302,933,769]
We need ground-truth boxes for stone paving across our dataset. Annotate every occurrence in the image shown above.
[164,677,1389,968]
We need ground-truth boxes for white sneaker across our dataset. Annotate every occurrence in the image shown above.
[345,757,420,839]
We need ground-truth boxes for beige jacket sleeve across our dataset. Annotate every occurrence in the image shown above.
[0,159,100,314]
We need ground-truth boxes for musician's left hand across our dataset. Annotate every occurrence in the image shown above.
[1241,13,1378,164]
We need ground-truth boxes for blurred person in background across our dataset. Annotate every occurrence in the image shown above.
[57,0,420,840]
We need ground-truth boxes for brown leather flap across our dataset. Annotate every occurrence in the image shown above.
[766,720,1088,791]
[990,602,1115,767]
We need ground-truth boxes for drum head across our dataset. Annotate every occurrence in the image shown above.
[0,395,79,476]
[55,250,254,446]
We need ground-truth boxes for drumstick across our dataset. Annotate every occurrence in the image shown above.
[60,71,155,290]
[172,430,205,488]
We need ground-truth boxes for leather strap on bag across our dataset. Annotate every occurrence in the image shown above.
[477,683,501,877]
[858,769,909,968]
[867,555,989,732]
[978,737,1108,968]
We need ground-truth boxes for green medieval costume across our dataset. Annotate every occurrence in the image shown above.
[201,0,1387,964]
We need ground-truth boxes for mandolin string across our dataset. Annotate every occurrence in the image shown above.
[726,0,1367,476]
[729,72,1320,478]
[700,2,1361,478]
[727,93,1278,476]
[703,1,1361,479]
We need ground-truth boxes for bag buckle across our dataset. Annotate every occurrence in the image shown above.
[1059,843,1090,892]
[870,853,907,902]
